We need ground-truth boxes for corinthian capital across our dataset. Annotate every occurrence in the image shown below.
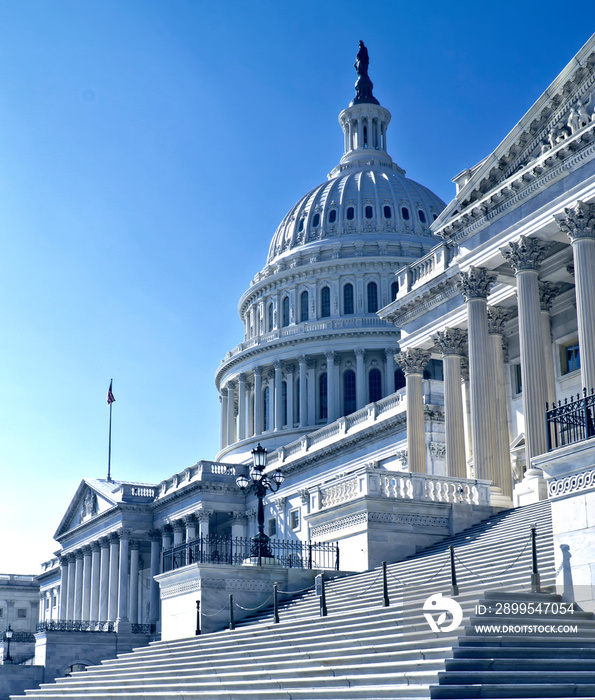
[554,200,595,241]
[433,328,467,356]
[539,281,561,311]
[456,267,497,301]
[501,236,551,273]
[487,306,511,335]
[395,348,431,375]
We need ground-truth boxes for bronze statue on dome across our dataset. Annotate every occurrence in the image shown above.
[352,40,379,106]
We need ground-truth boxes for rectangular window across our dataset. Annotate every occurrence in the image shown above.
[561,341,580,375]
[0,608,3,618]
[17,608,27,619]
[289,509,300,530]
[513,364,522,395]
[267,518,277,537]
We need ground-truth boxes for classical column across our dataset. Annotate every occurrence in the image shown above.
[539,282,559,405]
[307,360,316,424]
[355,349,366,409]
[231,512,248,538]
[274,361,283,431]
[172,520,185,546]
[326,351,337,422]
[220,388,228,449]
[89,543,100,622]
[117,530,130,622]
[198,510,211,537]
[58,556,69,619]
[161,524,173,550]
[433,329,467,479]
[226,381,236,445]
[247,381,254,437]
[148,530,161,625]
[237,374,246,441]
[286,364,295,428]
[384,348,396,395]
[129,540,140,625]
[460,358,473,472]
[108,533,120,621]
[184,514,196,542]
[488,307,513,498]
[457,267,498,485]
[502,237,550,463]
[253,367,263,435]
[98,538,110,621]
[298,356,308,427]
[73,550,84,621]
[81,546,92,621]
[396,349,430,473]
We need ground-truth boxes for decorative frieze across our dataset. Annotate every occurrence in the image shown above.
[456,267,497,301]
[501,235,551,272]
[548,467,595,498]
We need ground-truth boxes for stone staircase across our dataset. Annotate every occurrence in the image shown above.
[13,500,595,699]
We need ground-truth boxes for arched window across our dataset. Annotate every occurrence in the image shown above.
[369,368,382,403]
[312,212,320,227]
[383,205,392,219]
[367,281,378,313]
[401,207,410,220]
[343,283,354,314]
[320,286,331,318]
[343,370,356,416]
[281,296,290,328]
[418,209,427,224]
[319,373,328,420]
[365,205,373,219]
[346,206,355,220]
[391,281,399,300]
[282,381,287,426]
[300,290,309,322]
[267,303,274,332]
[298,218,304,232]
[263,386,270,431]
[363,125,368,147]
[328,209,337,223]
[395,368,406,391]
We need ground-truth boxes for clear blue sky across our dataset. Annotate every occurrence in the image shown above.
[0,1,592,573]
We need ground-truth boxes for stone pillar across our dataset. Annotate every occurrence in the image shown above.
[307,360,316,424]
[226,381,236,446]
[247,381,254,437]
[384,348,396,395]
[73,550,84,621]
[274,360,283,431]
[253,367,263,436]
[220,388,228,449]
[555,202,595,392]
[433,329,467,479]
[238,373,246,441]
[502,237,550,463]
[488,307,513,498]
[89,542,101,622]
[326,351,337,422]
[298,356,308,427]
[108,533,120,621]
[172,520,185,546]
[184,514,196,542]
[460,358,473,472]
[98,538,110,621]
[457,267,499,486]
[231,512,248,538]
[66,555,76,620]
[58,557,68,619]
[198,510,211,538]
[161,524,173,550]
[129,540,140,625]
[148,530,161,625]
[355,349,366,409]
[286,364,295,428]
[81,546,92,621]
[117,530,130,623]
[539,282,559,406]
[396,349,430,473]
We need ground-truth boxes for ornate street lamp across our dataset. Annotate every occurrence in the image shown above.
[236,444,284,561]
[5,624,13,663]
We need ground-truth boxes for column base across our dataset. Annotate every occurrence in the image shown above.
[513,468,548,507]
[115,619,131,634]
[489,486,513,509]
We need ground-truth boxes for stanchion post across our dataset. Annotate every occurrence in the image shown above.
[273,583,279,624]
[195,600,201,636]
[316,574,328,617]
[229,594,235,630]
[382,561,390,607]
[449,546,459,596]
[530,526,541,592]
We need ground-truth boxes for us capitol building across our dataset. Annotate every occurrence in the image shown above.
[5,36,594,691]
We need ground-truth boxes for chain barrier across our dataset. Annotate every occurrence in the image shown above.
[452,531,532,587]
[277,583,315,596]
[233,595,274,612]
[386,569,406,587]
[359,570,383,596]
[200,604,228,618]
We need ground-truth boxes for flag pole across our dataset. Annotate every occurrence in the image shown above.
[107,379,115,482]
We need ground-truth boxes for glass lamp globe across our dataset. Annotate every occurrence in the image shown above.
[271,469,285,486]
[236,474,250,489]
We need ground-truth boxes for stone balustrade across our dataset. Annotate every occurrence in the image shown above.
[396,243,451,298]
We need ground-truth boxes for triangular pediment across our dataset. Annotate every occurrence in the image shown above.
[54,480,118,539]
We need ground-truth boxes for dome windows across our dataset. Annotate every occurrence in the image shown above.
[401,207,410,221]
[281,296,290,328]
[312,212,320,227]
[319,373,328,420]
[367,281,378,313]
[267,303,274,332]
[369,368,382,403]
[391,281,399,300]
[418,210,427,224]
[346,206,355,220]
[320,286,331,318]
[328,209,337,223]
[365,205,373,219]
[343,370,356,415]
[300,291,309,322]
[383,205,392,219]
[343,283,354,315]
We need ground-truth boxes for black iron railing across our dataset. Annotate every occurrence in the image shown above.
[162,535,339,573]
[546,388,595,451]
[2,631,34,643]
[130,623,155,634]
[36,620,115,633]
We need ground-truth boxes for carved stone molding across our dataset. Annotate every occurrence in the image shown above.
[429,442,446,458]
[395,449,408,466]
[554,200,595,241]
[395,348,431,375]
[539,281,561,311]
[487,306,511,335]
[501,235,551,272]
[456,266,497,301]
[433,327,467,356]
[148,529,161,542]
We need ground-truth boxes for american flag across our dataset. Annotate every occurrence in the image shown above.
[107,380,116,406]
